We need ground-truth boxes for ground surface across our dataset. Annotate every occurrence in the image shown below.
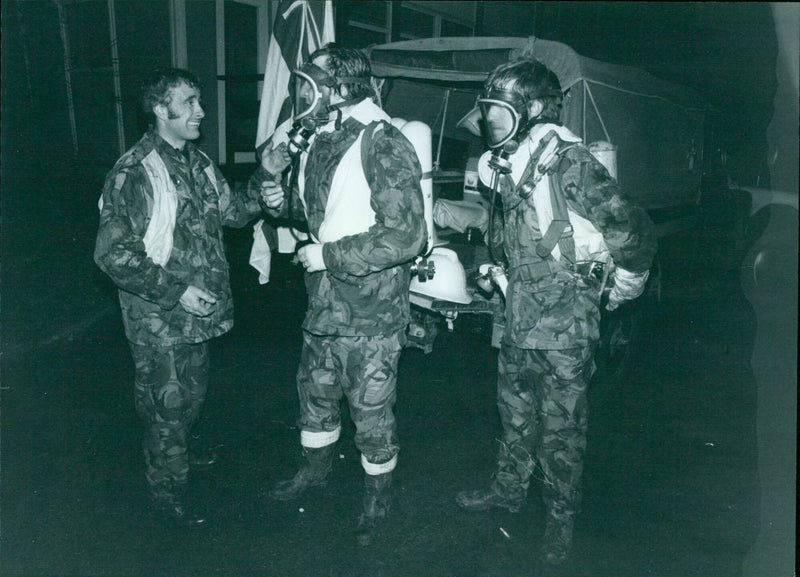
[1,166,795,576]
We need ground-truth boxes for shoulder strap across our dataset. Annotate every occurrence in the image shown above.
[360,120,384,172]
[538,155,578,264]
[534,137,579,263]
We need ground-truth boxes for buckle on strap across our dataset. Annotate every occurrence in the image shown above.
[573,260,605,280]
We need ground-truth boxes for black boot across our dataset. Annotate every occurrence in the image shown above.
[188,446,219,471]
[355,471,392,547]
[539,513,574,566]
[455,442,529,513]
[455,485,524,513]
[149,484,207,528]
[268,444,335,501]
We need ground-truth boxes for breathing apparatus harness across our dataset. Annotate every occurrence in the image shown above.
[481,84,576,266]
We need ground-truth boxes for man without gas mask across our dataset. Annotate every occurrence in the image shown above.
[95,68,281,527]
[258,44,427,547]
[455,58,657,566]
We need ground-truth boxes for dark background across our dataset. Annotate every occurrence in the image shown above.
[1,2,797,577]
[0,2,787,189]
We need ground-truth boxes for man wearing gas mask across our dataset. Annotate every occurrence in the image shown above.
[455,58,657,566]
[257,44,427,546]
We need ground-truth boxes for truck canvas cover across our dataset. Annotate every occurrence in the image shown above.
[367,36,709,231]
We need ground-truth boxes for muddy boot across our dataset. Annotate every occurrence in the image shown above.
[455,442,529,513]
[355,472,392,547]
[268,444,335,501]
[455,484,524,513]
[149,483,207,528]
[539,513,574,566]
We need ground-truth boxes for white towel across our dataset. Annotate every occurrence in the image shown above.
[250,220,272,284]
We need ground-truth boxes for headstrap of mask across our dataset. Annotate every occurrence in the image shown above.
[483,87,529,116]
[293,62,371,130]
[479,84,563,149]
[295,63,371,97]
[295,63,338,90]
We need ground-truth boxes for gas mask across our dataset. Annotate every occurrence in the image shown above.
[458,88,539,265]
[286,62,371,156]
[478,88,532,151]
[286,63,338,156]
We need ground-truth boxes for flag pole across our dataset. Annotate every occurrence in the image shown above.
[107,0,126,156]
[56,0,79,156]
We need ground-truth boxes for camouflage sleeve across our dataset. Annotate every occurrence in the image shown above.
[322,125,427,277]
[218,164,266,228]
[562,150,657,273]
[94,165,187,309]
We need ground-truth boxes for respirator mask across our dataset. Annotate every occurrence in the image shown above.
[478,88,531,150]
[459,87,545,264]
[286,62,372,156]
[286,63,338,156]
[458,87,532,175]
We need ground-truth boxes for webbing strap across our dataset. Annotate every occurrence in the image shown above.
[360,120,383,172]
[535,217,572,259]
[538,154,576,264]
[513,259,556,280]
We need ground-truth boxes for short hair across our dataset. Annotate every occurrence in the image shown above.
[308,43,374,102]
[485,58,563,123]
[140,67,202,126]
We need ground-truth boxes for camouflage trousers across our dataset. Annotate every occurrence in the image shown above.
[129,341,209,498]
[493,343,593,520]
[296,330,403,467]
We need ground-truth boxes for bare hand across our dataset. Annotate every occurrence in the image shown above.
[297,243,326,273]
[261,143,291,174]
[260,181,285,210]
[179,285,217,317]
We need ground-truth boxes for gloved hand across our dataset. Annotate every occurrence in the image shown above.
[606,267,649,311]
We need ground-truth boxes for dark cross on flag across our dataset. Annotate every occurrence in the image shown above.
[255,0,335,157]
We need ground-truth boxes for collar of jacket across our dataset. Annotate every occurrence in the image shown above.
[146,129,210,171]
[317,98,387,135]
[510,123,581,185]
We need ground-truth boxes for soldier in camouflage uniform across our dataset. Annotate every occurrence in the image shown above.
[95,68,280,527]
[258,44,426,546]
[455,58,657,565]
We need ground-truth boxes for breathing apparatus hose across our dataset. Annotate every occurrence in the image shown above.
[487,168,502,265]
[485,142,518,266]
[285,151,304,243]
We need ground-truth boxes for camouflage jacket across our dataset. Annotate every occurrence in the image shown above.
[95,130,268,345]
[281,108,426,337]
[496,125,657,350]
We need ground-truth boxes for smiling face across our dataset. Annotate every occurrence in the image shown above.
[155,81,205,149]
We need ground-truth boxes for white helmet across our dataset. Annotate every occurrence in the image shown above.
[410,247,472,304]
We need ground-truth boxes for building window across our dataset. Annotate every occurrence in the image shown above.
[336,1,391,47]
[335,1,475,48]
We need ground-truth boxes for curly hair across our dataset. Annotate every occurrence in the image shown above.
[140,67,202,126]
[307,43,374,102]
[485,58,563,123]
